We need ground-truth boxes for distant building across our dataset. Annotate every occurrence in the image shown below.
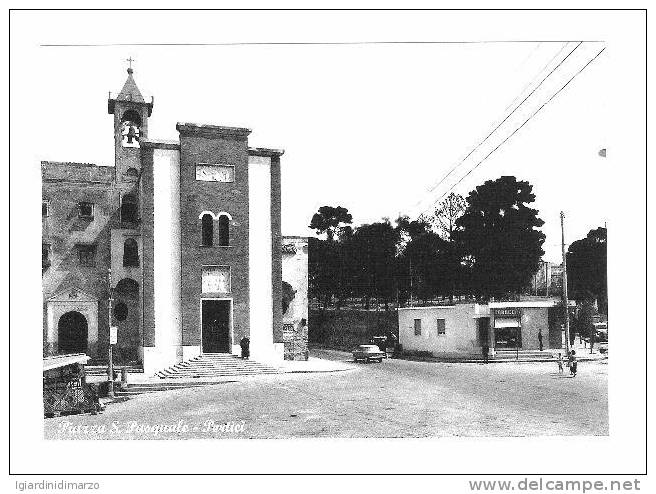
[42,66,294,374]
[531,261,563,296]
[281,237,309,360]
[398,298,565,358]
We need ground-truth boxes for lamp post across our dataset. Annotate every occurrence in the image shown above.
[561,212,571,356]
[107,268,115,398]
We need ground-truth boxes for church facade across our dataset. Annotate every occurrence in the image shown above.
[42,67,289,374]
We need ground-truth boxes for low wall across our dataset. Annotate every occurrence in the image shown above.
[309,309,398,351]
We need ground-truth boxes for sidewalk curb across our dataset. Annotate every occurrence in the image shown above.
[396,356,608,364]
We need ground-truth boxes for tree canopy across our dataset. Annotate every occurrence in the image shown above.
[455,176,545,299]
[309,206,353,241]
[567,226,607,314]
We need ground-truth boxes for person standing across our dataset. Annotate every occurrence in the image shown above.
[538,331,544,351]
[482,344,489,364]
[557,353,564,374]
[240,336,250,359]
[569,350,578,377]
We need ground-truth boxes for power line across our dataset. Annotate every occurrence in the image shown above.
[409,41,582,214]
[40,40,604,48]
[501,41,569,114]
[417,46,606,217]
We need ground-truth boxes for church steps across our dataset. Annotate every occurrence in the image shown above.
[153,353,280,379]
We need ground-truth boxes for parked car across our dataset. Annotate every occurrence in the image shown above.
[352,345,385,363]
[598,342,608,354]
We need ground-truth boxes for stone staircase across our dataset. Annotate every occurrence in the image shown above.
[154,353,280,379]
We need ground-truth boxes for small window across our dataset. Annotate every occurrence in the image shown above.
[77,244,96,266]
[114,302,128,322]
[437,318,446,335]
[121,194,138,224]
[201,214,213,247]
[414,319,422,336]
[123,238,139,267]
[126,168,139,178]
[78,202,94,219]
[42,201,49,217]
[218,215,230,246]
[42,244,51,271]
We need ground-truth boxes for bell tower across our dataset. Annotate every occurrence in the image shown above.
[108,60,154,181]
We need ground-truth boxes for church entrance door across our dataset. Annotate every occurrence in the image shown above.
[201,299,231,353]
[58,311,88,354]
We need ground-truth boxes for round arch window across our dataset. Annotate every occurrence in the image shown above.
[114,302,128,322]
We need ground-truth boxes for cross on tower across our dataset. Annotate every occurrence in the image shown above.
[126,57,134,74]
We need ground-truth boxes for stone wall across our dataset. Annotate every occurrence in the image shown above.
[309,309,398,351]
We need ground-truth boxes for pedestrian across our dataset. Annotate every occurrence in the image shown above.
[240,336,250,359]
[482,344,489,364]
[538,331,543,351]
[557,352,564,374]
[569,350,578,377]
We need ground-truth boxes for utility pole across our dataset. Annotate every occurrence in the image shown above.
[561,212,571,355]
[107,268,115,398]
[409,258,413,306]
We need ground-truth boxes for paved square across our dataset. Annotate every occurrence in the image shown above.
[45,350,607,439]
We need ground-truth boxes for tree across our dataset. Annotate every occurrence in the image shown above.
[309,206,353,241]
[430,193,467,302]
[308,237,340,311]
[395,216,452,303]
[348,220,400,309]
[455,176,546,299]
[431,192,467,241]
[567,227,607,315]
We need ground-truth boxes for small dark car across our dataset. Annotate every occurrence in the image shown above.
[352,345,385,363]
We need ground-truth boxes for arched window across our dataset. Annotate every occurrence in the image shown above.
[115,278,139,296]
[126,167,139,178]
[121,194,138,224]
[114,302,128,321]
[120,110,142,148]
[123,238,139,267]
[201,214,213,246]
[218,215,230,246]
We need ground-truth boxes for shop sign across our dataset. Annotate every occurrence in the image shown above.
[493,308,521,318]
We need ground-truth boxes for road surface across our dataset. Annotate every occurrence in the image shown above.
[44,349,608,439]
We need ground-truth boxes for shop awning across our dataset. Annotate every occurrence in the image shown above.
[494,318,521,329]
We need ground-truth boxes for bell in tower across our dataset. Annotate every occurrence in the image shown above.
[108,60,154,180]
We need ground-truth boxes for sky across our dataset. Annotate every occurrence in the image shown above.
[28,12,611,262]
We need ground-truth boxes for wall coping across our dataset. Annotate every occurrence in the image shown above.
[248,146,285,157]
[140,139,180,150]
[176,122,252,138]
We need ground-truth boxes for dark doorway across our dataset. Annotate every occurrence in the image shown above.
[477,317,490,346]
[201,300,231,353]
[58,311,88,354]
[494,327,522,349]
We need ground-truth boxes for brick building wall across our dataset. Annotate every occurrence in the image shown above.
[177,124,252,349]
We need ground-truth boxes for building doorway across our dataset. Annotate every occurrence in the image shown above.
[477,317,490,347]
[201,299,231,353]
[58,311,88,354]
[494,327,522,349]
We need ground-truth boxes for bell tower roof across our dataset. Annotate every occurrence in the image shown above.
[108,64,154,116]
[116,68,145,103]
